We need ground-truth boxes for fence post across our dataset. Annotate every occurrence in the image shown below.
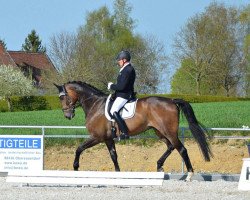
[42,127,45,170]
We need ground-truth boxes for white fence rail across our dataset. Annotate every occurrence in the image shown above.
[0,125,250,139]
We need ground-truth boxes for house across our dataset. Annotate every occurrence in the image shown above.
[0,42,56,87]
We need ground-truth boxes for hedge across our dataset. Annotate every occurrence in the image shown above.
[0,94,249,112]
[0,95,61,112]
[138,94,250,103]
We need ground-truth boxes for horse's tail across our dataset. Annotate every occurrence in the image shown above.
[173,99,212,161]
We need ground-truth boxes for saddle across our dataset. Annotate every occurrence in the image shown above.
[105,94,138,121]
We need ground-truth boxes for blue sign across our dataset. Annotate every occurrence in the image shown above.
[0,137,41,149]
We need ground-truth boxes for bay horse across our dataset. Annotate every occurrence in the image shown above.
[54,81,212,181]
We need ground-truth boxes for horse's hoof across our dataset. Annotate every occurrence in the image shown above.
[185,172,193,182]
[73,164,79,171]
[157,167,164,172]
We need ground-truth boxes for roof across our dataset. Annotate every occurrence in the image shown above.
[0,42,56,72]
[8,51,55,70]
[0,43,18,67]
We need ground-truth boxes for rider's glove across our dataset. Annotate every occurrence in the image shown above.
[108,82,113,90]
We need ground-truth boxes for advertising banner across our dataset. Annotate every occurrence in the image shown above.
[0,135,43,172]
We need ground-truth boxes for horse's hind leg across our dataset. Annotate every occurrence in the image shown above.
[174,139,194,181]
[157,138,175,172]
[73,137,100,171]
[105,139,120,171]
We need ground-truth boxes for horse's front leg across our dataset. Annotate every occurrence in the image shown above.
[73,137,100,171]
[105,139,120,171]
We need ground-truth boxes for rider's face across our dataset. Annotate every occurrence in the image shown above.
[117,59,126,67]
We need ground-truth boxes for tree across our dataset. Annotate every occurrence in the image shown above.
[22,30,46,52]
[171,59,197,94]
[0,39,7,50]
[172,12,216,95]
[49,31,77,72]
[171,58,221,95]
[132,35,166,93]
[113,0,135,30]
[172,2,247,96]
[49,0,167,93]
[203,3,246,96]
[74,6,117,90]
[240,4,250,97]
[38,68,61,95]
[0,65,34,111]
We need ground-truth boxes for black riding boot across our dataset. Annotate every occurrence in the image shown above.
[113,112,130,140]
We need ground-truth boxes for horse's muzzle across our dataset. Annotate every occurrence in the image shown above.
[64,110,75,120]
[62,106,75,120]
[64,112,75,120]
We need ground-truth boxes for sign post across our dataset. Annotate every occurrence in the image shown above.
[0,135,43,172]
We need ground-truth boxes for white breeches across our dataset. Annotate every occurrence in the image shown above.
[110,97,128,115]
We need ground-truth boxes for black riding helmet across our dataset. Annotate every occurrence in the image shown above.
[116,50,131,61]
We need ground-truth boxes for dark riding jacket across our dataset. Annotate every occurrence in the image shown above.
[110,63,136,100]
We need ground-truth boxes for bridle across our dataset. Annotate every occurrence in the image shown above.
[59,85,76,113]
[59,85,98,113]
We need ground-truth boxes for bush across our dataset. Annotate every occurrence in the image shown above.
[0,95,61,112]
[44,95,62,109]
[12,96,50,111]
[0,99,8,112]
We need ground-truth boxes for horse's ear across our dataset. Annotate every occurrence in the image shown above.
[53,83,61,90]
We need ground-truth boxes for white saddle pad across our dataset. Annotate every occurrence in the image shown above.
[105,94,138,121]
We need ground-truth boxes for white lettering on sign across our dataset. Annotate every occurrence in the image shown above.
[0,138,41,149]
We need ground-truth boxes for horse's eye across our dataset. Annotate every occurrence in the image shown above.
[59,96,64,101]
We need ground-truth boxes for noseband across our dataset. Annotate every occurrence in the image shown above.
[59,85,76,113]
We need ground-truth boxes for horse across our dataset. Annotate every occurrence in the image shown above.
[54,81,212,181]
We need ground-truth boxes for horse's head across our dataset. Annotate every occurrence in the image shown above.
[54,83,79,120]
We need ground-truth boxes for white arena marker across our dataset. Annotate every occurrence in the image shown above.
[238,158,250,191]
[6,170,164,186]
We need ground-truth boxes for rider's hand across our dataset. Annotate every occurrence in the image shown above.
[108,82,113,90]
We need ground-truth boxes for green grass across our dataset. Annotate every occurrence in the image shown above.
[178,101,250,128]
[0,108,87,135]
[0,101,249,136]
[180,101,250,137]
[0,108,85,126]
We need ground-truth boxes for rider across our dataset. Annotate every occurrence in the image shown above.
[108,50,136,140]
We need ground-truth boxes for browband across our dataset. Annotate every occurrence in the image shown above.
[59,85,67,97]
[59,92,66,97]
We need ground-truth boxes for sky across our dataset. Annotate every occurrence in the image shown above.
[0,0,249,92]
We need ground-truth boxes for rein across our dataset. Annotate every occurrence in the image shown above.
[59,85,101,112]
[80,93,98,103]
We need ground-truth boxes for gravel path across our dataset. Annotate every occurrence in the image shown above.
[1,177,249,200]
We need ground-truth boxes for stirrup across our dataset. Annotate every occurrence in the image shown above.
[113,133,130,142]
[111,126,117,139]
[119,133,130,140]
